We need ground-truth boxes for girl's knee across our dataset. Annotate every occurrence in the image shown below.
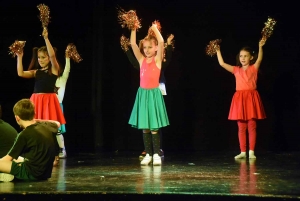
[151,130,158,134]
[143,129,150,133]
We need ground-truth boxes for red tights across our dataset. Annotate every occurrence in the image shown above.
[237,119,257,152]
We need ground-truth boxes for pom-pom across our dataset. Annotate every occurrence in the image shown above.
[65,43,83,63]
[8,40,26,58]
[37,4,51,28]
[148,20,162,37]
[205,39,222,57]
[120,35,130,52]
[117,7,141,30]
[261,17,276,40]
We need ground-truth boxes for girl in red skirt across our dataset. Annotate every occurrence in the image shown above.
[16,28,66,165]
[215,38,266,159]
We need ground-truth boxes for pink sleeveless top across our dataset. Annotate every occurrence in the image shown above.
[140,58,160,89]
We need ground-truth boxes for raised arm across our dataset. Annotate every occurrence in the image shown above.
[130,29,144,65]
[151,24,164,68]
[126,48,140,70]
[61,56,71,80]
[42,28,60,75]
[162,34,174,70]
[253,38,266,70]
[16,51,35,78]
[216,46,234,73]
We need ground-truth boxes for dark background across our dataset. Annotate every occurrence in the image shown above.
[0,0,299,155]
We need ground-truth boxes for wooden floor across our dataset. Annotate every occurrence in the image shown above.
[0,151,299,201]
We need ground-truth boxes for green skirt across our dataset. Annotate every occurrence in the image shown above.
[129,87,169,130]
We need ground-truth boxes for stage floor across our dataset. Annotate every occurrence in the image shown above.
[0,151,299,201]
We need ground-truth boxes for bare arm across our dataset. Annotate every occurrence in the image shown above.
[253,39,266,70]
[151,24,164,69]
[42,28,60,75]
[130,29,144,65]
[0,155,13,161]
[16,52,35,78]
[216,47,234,73]
[61,57,71,80]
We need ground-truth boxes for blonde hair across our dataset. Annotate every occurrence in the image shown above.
[139,35,158,57]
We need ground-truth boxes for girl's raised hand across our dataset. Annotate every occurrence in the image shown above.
[16,50,24,58]
[167,34,174,45]
[42,28,48,40]
[259,37,266,47]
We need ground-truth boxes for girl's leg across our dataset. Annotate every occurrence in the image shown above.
[235,120,247,159]
[151,130,162,165]
[56,132,67,158]
[141,129,152,165]
[248,119,257,159]
[159,129,164,157]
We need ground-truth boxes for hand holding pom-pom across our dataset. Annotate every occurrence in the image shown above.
[8,40,26,58]
[65,43,83,63]
[42,28,48,39]
[205,39,222,57]
[117,7,141,30]
[259,37,266,47]
[37,4,51,28]
[148,20,162,37]
[120,35,130,52]
[261,17,276,40]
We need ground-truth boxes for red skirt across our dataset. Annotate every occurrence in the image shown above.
[228,90,266,120]
[30,93,66,124]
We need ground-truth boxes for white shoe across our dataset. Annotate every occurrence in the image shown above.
[0,173,14,182]
[59,148,67,159]
[153,154,161,166]
[249,150,256,159]
[140,154,152,165]
[234,152,246,159]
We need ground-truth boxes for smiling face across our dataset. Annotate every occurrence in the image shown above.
[143,39,158,58]
[239,50,253,67]
[37,51,50,68]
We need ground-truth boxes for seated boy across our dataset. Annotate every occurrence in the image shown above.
[0,99,60,182]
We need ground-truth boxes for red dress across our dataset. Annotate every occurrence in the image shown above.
[228,65,266,120]
[30,69,66,124]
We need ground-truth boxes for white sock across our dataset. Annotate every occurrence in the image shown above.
[56,133,65,148]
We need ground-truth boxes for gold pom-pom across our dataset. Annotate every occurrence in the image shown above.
[8,40,26,58]
[117,7,141,30]
[205,39,222,57]
[120,35,130,52]
[37,4,51,28]
[148,20,162,37]
[65,43,83,63]
[261,17,276,40]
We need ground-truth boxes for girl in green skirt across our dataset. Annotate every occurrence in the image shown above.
[129,23,169,166]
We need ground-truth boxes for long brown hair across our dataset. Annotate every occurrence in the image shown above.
[28,46,60,75]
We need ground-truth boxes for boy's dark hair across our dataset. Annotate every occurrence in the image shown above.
[13,99,35,121]
[236,46,258,67]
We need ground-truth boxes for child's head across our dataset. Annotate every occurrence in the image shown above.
[28,46,59,73]
[13,99,35,121]
[139,35,158,58]
[236,46,257,67]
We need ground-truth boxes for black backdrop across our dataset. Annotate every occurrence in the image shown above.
[0,0,299,155]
